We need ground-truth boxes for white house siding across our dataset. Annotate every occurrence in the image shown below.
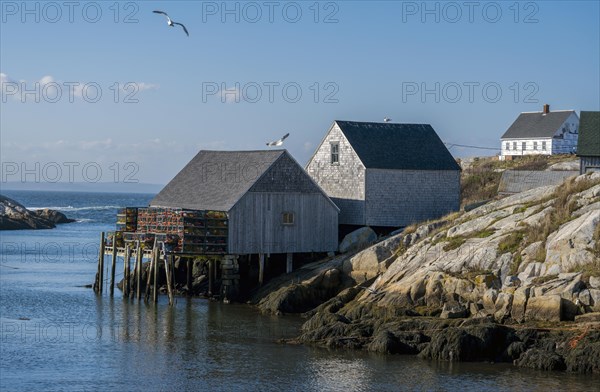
[228,192,338,254]
[364,169,460,227]
[306,123,366,225]
[551,112,579,154]
[501,138,553,158]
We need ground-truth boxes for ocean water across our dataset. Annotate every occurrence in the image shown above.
[0,190,598,391]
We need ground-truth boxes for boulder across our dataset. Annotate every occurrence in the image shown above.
[1,195,75,230]
[545,210,599,272]
[342,234,401,281]
[32,208,75,224]
[524,295,562,322]
[510,287,530,323]
[339,227,377,254]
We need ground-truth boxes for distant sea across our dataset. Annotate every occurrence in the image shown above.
[1,190,598,391]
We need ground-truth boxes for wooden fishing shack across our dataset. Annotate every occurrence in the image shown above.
[95,150,339,303]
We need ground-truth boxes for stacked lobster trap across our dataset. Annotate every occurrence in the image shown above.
[116,207,228,255]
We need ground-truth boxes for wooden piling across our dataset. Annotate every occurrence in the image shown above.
[258,253,265,286]
[96,232,105,294]
[208,259,214,296]
[110,238,117,296]
[123,245,131,297]
[164,254,175,306]
[135,241,142,300]
[152,245,159,304]
[286,253,293,274]
[145,242,156,302]
[186,258,192,296]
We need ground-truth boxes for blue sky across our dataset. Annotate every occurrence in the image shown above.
[1,0,599,185]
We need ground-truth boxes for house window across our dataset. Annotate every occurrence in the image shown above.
[506,142,510,151]
[542,141,547,151]
[533,141,538,150]
[282,212,295,225]
[522,142,526,151]
[513,142,517,150]
[330,142,339,164]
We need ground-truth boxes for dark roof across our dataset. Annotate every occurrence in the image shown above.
[334,121,460,171]
[501,111,575,139]
[577,111,600,157]
[150,150,285,211]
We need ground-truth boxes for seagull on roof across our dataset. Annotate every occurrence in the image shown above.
[266,133,290,147]
[383,117,392,123]
[153,10,189,36]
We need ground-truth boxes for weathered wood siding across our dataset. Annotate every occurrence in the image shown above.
[228,152,338,254]
[228,192,338,254]
[580,156,600,174]
[365,169,460,227]
[306,123,366,225]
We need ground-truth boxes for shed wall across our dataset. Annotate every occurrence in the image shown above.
[306,123,366,225]
[228,192,338,254]
[365,169,460,227]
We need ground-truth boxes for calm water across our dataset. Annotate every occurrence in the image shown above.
[1,191,598,391]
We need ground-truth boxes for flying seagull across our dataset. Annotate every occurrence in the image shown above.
[383,117,392,123]
[266,133,290,147]
[153,10,189,36]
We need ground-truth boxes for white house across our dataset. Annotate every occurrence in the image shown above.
[499,104,579,161]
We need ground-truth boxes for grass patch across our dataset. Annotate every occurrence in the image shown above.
[532,274,558,285]
[459,154,578,208]
[473,229,496,238]
[498,231,525,254]
[509,254,523,275]
[443,236,466,252]
[513,206,527,214]
[527,176,600,244]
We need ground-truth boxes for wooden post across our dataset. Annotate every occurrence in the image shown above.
[153,245,159,304]
[135,241,142,300]
[96,232,105,294]
[109,237,117,296]
[286,253,293,274]
[123,245,130,297]
[145,242,156,302]
[186,258,192,295]
[208,259,214,296]
[164,254,174,306]
[258,253,265,286]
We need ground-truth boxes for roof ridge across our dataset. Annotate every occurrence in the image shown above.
[519,110,576,113]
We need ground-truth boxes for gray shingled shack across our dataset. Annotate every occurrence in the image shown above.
[306,121,461,227]
[151,150,339,255]
[577,111,600,174]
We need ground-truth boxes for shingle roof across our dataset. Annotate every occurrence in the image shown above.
[150,150,286,211]
[577,111,600,157]
[334,121,460,171]
[500,111,575,139]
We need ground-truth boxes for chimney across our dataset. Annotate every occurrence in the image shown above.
[543,104,550,114]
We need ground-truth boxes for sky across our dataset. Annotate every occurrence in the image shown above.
[1,0,599,186]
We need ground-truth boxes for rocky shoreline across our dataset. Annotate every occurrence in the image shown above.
[251,172,600,374]
[0,195,75,230]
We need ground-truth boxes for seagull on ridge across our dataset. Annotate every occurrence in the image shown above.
[153,10,189,36]
[266,133,290,147]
